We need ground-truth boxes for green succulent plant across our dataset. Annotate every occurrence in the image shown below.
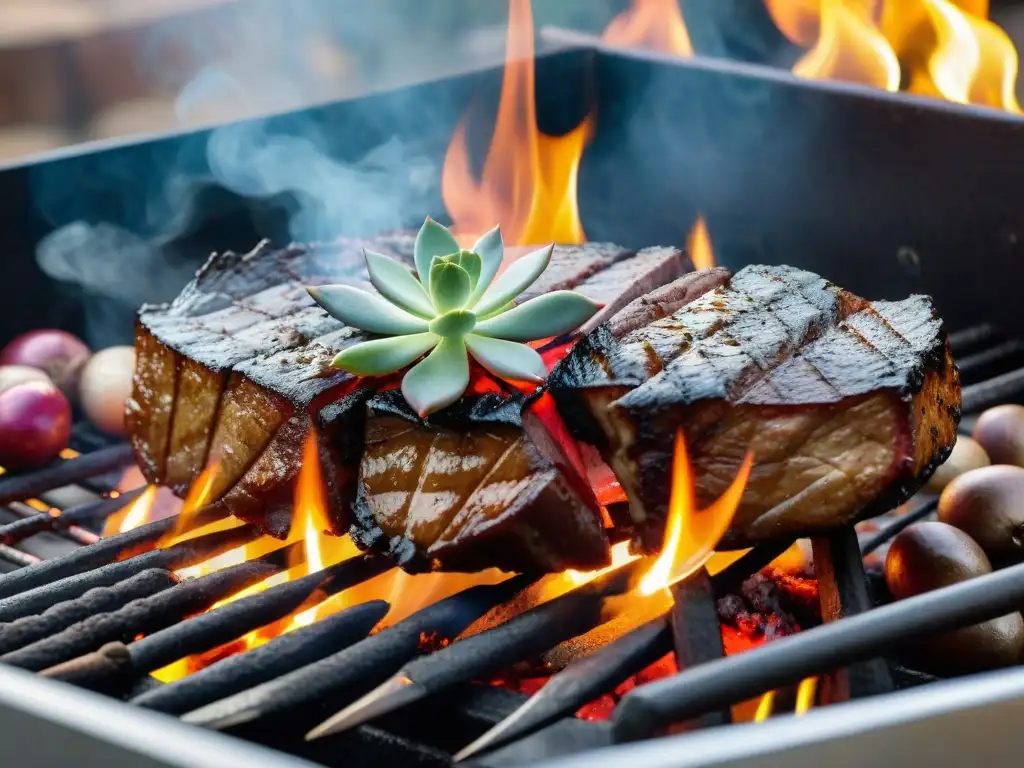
[307,218,600,417]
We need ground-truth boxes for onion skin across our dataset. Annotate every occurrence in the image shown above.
[0,331,91,397]
[0,365,51,393]
[79,346,135,436]
[0,381,72,470]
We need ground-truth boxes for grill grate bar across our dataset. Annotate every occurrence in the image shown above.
[609,557,1024,743]
[2,544,299,673]
[961,367,1024,412]
[181,574,538,735]
[131,600,390,716]
[0,523,258,622]
[0,488,145,547]
[0,444,134,506]
[0,569,177,657]
[0,503,232,601]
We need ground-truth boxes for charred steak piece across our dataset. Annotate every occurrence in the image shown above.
[351,388,610,574]
[549,264,961,550]
[128,236,691,557]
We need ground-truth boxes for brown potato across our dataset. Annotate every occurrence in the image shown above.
[924,436,990,494]
[886,522,992,598]
[885,522,1023,675]
[939,465,1024,560]
[973,405,1024,468]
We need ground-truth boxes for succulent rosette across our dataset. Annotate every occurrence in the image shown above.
[308,218,600,417]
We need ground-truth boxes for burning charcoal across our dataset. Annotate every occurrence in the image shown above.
[715,594,747,625]
[549,264,960,551]
[128,554,390,675]
[454,618,672,761]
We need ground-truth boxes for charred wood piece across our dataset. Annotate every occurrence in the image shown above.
[305,562,646,740]
[7,501,98,547]
[43,555,389,694]
[669,569,730,727]
[456,618,670,762]
[812,528,894,703]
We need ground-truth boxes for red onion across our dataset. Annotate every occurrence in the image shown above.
[0,330,91,398]
[0,381,72,470]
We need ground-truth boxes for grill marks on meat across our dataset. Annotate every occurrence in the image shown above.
[348,246,698,574]
[128,237,409,533]
[129,237,688,564]
[352,390,610,573]
[549,264,960,550]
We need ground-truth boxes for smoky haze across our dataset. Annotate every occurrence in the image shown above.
[30,0,785,348]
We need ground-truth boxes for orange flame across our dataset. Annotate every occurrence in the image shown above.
[102,486,158,536]
[442,0,592,245]
[754,689,777,721]
[766,0,1020,112]
[603,0,694,56]
[795,676,819,714]
[686,216,716,270]
[638,430,753,594]
[157,458,223,548]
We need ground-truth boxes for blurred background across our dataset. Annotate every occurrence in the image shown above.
[2,0,1023,165]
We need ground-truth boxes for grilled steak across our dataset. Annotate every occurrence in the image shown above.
[548,264,961,550]
[128,236,691,568]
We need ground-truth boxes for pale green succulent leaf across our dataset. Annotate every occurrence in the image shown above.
[473,290,601,342]
[331,333,439,376]
[308,285,429,336]
[452,250,482,290]
[363,249,435,318]
[467,225,503,305]
[430,261,472,313]
[472,245,552,317]
[414,217,460,288]
[428,309,476,338]
[477,301,515,321]
[401,337,470,417]
[464,335,547,383]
